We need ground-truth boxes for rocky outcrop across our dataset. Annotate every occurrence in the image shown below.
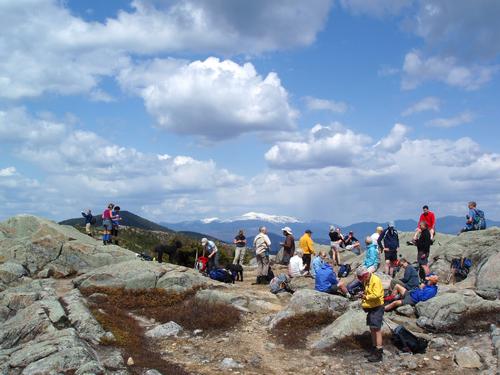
[311,308,393,350]
[269,289,350,328]
[196,288,282,313]
[74,259,216,292]
[0,215,136,279]
[416,289,500,332]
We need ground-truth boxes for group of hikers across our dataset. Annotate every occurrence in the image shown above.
[195,202,485,363]
[81,203,122,245]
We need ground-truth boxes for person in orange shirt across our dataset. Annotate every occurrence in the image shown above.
[299,229,315,273]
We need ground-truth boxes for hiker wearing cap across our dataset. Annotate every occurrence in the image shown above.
[315,261,351,298]
[328,226,343,266]
[385,274,439,312]
[377,221,400,276]
[281,227,295,265]
[81,209,94,237]
[201,238,219,273]
[288,249,307,277]
[370,226,383,245]
[357,266,385,362]
[232,230,247,266]
[389,258,420,291]
[343,231,361,255]
[415,221,432,275]
[299,229,314,273]
[413,205,436,242]
[363,237,379,273]
[253,226,271,282]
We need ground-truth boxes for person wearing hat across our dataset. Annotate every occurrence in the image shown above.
[280,226,295,265]
[201,238,219,273]
[377,221,400,277]
[299,229,315,273]
[370,226,384,245]
[357,266,385,362]
[329,226,343,266]
[385,274,439,312]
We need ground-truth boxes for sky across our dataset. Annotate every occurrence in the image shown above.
[0,0,499,225]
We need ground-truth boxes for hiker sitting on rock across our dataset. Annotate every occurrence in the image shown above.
[389,257,420,291]
[315,261,351,298]
[311,250,328,278]
[201,238,219,273]
[357,266,385,362]
[413,205,436,242]
[460,201,485,233]
[343,231,361,255]
[384,274,439,312]
[288,249,307,278]
[363,236,379,273]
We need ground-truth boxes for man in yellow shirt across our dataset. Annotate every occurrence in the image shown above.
[299,229,314,273]
[357,266,384,362]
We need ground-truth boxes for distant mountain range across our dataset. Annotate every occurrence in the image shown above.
[163,212,500,253]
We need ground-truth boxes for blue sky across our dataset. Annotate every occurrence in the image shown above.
[0,0,499,224]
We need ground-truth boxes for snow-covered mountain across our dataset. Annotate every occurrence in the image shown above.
[198,212,301,225]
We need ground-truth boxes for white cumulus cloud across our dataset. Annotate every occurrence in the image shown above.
[402,97,441,117]
[304,96,348,113]
[118,57,298,140]
[427,111,474,128]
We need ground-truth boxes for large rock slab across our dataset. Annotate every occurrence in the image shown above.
[0,215,136,276]
[416,289,500,332]
[311,308,393,350]
[75,259,214,292]
[269,289,350,328]
[477,250,500,291]
[196,288,281,313]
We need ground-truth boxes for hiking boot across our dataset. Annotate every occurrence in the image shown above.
[363,347,375,358]
[367,348,383,362]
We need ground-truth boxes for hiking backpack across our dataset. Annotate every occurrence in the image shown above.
[451,257,472,281]
[338,264,351,278]
[346,279,363,295]
[473,209,486,230]
[196,256,208,272]
[391,325,428,354]
[90,216,97,225]
[209,269,234,284]
[270,273,291,294]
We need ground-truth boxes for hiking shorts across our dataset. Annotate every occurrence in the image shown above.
[403,293,416,306]
[102,219,112,229]
[324,284,339,295]
[417,251,429,265]
[384,250,397,261]
[366,306,384,329]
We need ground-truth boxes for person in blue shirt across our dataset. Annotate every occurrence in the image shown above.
[315,262,351,298]
[363,236,379,273]
[81,209,94,237]
[384,274,438,312]
[311,250,327,278]
[460,201,479,233]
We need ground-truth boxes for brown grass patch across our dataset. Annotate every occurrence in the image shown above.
[272,312,337,348]
[80,287,242,374]
[437,308,500,335]
[330,333,392,351]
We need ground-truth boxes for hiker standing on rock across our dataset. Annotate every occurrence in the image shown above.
[415,221,432,276]
[377,221,399,276]
[233,229,247,266]
[201,238,219,272]
[102,203,115,245]
[280,226,295,265]
[110,206,122,245]
[81,209,94,237]
[357,266,385,362]
[253,226,271,283]
[299,229,314,273]
[329,226,343,266]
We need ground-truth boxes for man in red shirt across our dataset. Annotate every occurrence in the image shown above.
[413,205,436,241]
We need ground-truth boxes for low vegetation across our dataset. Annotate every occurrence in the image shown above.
[271,312,337,348]
[80,287,241,374]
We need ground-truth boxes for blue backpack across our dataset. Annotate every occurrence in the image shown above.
[209,269,234,283]
[473,209,486,230]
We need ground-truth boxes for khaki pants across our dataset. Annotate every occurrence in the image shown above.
[233,247,246,265]
[85,223,92,235]
[256,253,269,276]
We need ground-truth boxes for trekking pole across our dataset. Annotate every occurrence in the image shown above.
[382,318,395,333]
[194,248,198,269]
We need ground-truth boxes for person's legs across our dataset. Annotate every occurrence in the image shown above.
[239,247,246,266]
[337,280,349,295]
[261,255,269,276]
[384,299,403,312]
[333,245,340,266]
[85,223,91,235]
[393,283,407,296]
[303,254,311,271]
[367,307,384,362]
[384,259,390,274]
[256,254,264,277]
[233,247,241,265]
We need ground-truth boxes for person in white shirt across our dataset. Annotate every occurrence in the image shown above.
[288,249,307,278]
[253,226,271,283]
[370,227,383,246]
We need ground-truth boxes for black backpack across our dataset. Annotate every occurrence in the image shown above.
[391,325,428,354]
[90,216,97,225]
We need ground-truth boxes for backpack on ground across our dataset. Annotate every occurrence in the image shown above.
[209,269,234,284]
[270,273,292,294]
[196,256,208,273]
[137,253,153,261]
[338,264,351,278]
[473,209,486,230]
[451,257,472,281]
[390,324,428,354]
